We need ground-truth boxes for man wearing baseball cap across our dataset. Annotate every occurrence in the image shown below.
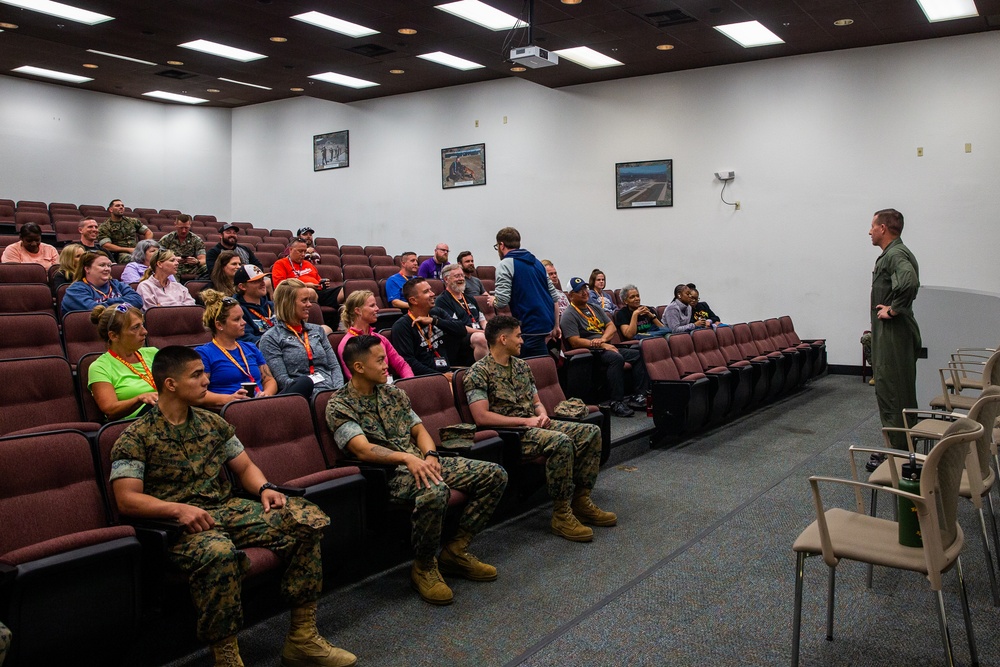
[234,265,275,344]
[280,227,321,263]
[560,277,649,418]
[206,223,263,274]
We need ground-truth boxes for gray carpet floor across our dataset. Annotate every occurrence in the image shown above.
[166,375,1000,666]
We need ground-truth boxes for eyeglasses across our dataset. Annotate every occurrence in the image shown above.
[493,243,500,251]
[114,303,131,313]
[222,297,239,306]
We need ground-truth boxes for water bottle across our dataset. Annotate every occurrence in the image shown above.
[897,453,923,547]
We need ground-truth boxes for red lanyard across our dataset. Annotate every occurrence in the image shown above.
[109,349,156,390]
[408,312,440,357]
[286,325,315,373]
[347,326,368,337]
[84,278,113,302]
[572,303,604,333]
[212,340,256,385]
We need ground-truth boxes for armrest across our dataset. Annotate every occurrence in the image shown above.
[847,445,925,487]
[273,484,306,497]
[0,561,16,585]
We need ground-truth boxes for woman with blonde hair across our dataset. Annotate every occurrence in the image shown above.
[87,303,158,419]
[259,278,344,398]
[51,242,84,291]
[195,289,312,405]
[210,250,241,297]
[336,289,413,380]
[136,248,196,311]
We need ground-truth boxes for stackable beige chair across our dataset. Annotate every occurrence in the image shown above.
[791,417,983,667]
[929,348,1000,412]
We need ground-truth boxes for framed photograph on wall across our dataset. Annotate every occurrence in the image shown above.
[314,130,349,171]
[442,143,486,189]
[616,159,672,208]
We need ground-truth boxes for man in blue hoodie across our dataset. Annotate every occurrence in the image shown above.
[492,227,560,358]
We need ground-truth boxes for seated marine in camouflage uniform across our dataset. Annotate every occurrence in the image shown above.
[159,214,208,279]
[464,315,616,543]
[327,335,508,606]
[110,345,356,667]
[98,199,153,264]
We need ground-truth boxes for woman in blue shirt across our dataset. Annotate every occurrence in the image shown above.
[61,251,143,315]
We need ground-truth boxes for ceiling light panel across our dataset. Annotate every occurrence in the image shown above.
[417,51,484,70]
[291,11,379,37]
[143,90,208,104]
[916,0,979,22]
[218,77,272,90]
[0,0,112,25]
[179,39,266,62]
[308,71,380,89]
[12,65,92,82]
[714,21,785,48]
[553,47,623,69]
[86,49,157,65]
[435,0,527,31]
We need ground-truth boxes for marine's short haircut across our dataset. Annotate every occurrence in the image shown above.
[400,251,417,260]
[108,198,122,209]
[342,334,382,369]
[175,214,191,224]
[152,345,201,391]
[485,315,520,347]
[402,276,427,301]
[874,208,904,235]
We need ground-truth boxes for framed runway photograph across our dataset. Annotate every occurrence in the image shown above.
[442,143,486,189]
[616,159,672,209]
[314,130,349,171]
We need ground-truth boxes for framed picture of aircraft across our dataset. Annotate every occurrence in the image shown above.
[616,159,672,209]
[442,143,486,189]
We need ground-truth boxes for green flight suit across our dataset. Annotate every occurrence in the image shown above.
[871,237,921,449]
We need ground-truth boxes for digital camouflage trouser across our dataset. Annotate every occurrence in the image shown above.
[520,419,602,502]
[388,456,507,561]
[168,495,330,642]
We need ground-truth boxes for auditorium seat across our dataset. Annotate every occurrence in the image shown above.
[144,305,211,348]
[340,245,364,256]
[779,315,827,377]
[221,395,366,573]
[132,208,157,219]
[374,265,399,282]
[271,228,293,241]
[639,337,711,440]
[749,320,802,391]
[476,266,496,281]
[340,254,370,267]
[364,245,387,257]
[767,317,816,381]
[231,221,252,231]
[256,242,284,255]
[474,294,495,321]
[715,325,773,404]
[316,264,343,287]
[0,356,102,436]
[254,251,277,270]
[343,279,401,329]
[668,333,732,425]
[76,352,106,422]
[481,278,495,293]
[110,264,126,281]
[15,200,46,210]
[193,214,216,223]
[158,209,181,218]
[0,282,54,315]
[0,428,142,666]
[692,328,754,415]
[54,219,82,236]
[307,302,325,327]
[342,264,374,281]
[734,322,787,398]
[369,255,395,267]
[426,278,444,295]
[0,312,63,360]
[0,262,48,284]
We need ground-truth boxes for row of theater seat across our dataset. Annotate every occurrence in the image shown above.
[0,357,602,665]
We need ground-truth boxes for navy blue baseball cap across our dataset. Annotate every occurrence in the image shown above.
[568,277,588,293]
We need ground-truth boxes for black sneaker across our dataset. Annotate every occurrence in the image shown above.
[611,401,634,418]
[626,394,647,411]
[865,453,886,472]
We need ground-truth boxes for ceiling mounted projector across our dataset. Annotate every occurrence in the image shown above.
[510,46,558,68]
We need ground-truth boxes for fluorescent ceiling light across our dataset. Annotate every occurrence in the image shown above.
[179,39,266,62]
[86,49,157,66]
[308,71,380,89]
[12,65,92,83]
[435,0,527,31]
[0,0,112,25]
[143,90,208,104]
[916,0,978,22]
[553,46,623,69]
[291,11,378,37]
[417,51,484,70]
[714,21,784,48]
[218,77,272,90]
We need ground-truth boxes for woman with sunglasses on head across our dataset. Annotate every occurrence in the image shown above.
[336,289,413,380]
[259,278,344,399]
[61,251,143,315]
[87,303,158,420]
[136,248,196,311]
[195,290,312,407]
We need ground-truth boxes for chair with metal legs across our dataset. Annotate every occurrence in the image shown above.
[791,417,983,667]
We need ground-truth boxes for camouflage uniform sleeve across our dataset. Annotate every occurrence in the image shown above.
[464,359,490,405]
[109,421,146,481]
[202,410,241,460]
[327,395,365,451]
[97,220,113,247]
[134,218,149,235]
[193,235,206,256]
[409,409,421,429]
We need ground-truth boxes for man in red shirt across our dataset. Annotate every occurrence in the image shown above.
[272,237,343,328]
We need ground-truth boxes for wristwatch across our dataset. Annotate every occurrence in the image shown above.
[424,451,440,459]
[258,482,280,497]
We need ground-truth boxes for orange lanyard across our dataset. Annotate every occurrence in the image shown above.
[572,303,604,332]
[408,312,440,357]
[84,278,113,302]
[456,293,473,318]
[286,325,315,373]
[109,349,156,390]
[212,340,256,384]
[347,326,368,337]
